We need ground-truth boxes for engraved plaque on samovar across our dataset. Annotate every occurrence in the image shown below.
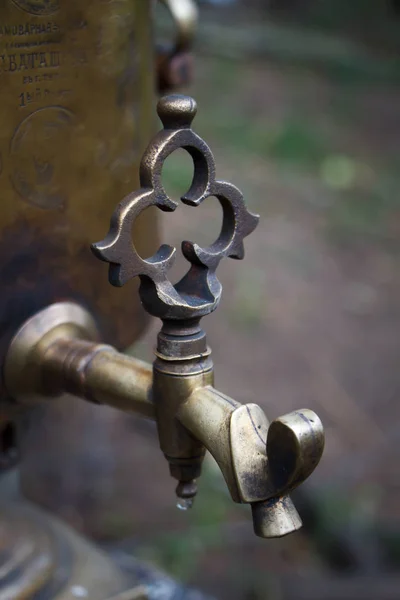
[0,0,158,387]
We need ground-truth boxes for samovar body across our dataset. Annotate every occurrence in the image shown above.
[0,0,156,370]
[0,3,158,598]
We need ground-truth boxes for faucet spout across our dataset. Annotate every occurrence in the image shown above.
[251,496,302,538]
[179,388,324,538]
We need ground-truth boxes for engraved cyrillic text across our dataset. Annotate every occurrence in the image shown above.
[0,50,60,72]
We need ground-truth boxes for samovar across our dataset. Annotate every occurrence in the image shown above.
[0,2,324,598]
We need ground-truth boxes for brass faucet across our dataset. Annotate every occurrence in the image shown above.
[4,95,324,539]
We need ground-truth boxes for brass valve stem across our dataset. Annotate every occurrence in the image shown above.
[153,319,213,507]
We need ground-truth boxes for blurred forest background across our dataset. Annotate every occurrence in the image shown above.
[24,1,400,598]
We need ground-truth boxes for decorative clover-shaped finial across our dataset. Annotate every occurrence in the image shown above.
[91,95,259,321]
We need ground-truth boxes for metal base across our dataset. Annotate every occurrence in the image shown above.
[0,469,145,600]
[4,302,99,406]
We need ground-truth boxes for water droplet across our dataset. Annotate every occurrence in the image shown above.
[177,497,193,511]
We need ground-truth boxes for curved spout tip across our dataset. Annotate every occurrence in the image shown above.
[251,495,302,538]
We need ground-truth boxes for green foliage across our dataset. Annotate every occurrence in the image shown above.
[268,119,327,167]
[228,267,265,330]
[327,182,400,243]
[301,0,397,33]
[328,191,387,239]
[162,149,194,201]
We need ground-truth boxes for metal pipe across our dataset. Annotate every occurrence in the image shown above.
[42,339,155,420]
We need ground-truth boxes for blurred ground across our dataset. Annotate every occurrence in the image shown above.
[23,4,400,599]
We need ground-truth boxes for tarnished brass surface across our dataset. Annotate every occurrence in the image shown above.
[92,95,259,320]
[3,302,154,418]
[5,299,324,537]
[0,0,157,395]
[5,94,325,539]
[251,496,303,539]
[179,389,324,536]
[43,338,154,418]
[0,472,146,599]
[3,302,99,409]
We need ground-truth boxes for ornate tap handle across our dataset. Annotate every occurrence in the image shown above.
[91,95,259,321]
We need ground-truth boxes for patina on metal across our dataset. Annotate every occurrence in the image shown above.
[5,95,325,541]
[0,0,156,393]
[0,0,199,391]
[92,94,259,320]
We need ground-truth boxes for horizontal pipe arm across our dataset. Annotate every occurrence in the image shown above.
[42,339,155,420]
